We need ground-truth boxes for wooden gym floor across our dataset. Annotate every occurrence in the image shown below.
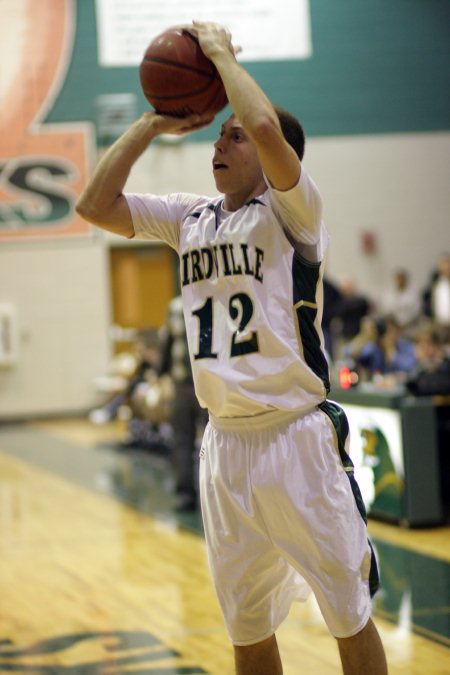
[0,417,449,674]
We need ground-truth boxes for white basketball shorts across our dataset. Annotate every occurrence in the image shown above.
[199,403,378,645]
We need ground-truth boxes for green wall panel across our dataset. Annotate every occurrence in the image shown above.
[47,0,450,139]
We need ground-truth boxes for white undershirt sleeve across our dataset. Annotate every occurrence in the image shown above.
[266,166,329,261]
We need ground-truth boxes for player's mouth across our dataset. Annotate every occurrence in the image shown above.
[213,160,228,172]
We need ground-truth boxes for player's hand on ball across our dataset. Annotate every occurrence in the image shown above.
[144,111,214,136]
[175,113,215,134]
[190,21,236,61]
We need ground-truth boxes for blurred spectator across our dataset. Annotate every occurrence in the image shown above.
[380,315,417,375]
[89,331,160,425]
[383,268,421,332]
[343,316,384,381]
[322,276,342,360]
[422,253,450,343]
[330,276,371,356]
[159,295,207,512]
[344,315,416,380]
[405,326,450,396]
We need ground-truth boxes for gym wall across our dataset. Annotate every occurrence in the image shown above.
[0,0,449,417]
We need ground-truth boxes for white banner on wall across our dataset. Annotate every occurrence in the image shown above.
[95,0,312,66]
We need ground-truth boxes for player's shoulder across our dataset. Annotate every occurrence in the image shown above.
[267,165,323,225]
[266,165,320,201]
[175,193,211,207]
[180,195,223,224]
[178,193,217,221]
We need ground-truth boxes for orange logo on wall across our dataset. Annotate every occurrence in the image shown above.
[0,0,92,240]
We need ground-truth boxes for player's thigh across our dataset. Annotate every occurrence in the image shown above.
[254,410,373,637]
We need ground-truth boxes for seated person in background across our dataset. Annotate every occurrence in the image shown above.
[343,316,384,381]
[344,315,416,380]
[406,326,450,396]
[159,295,208,512]
[383,268,421,333]
[322,276,342,360]
[381,315,417,376]
[331,276,371,354]
[422,253,450,343]
[89,331,160,424]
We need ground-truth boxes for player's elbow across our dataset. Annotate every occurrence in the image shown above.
[75,195,135,238]
[250,113,280,146]
[75,190,103,222]
[75,197,93,223]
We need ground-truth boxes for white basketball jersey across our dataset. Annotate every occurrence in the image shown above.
[127,167,330,418]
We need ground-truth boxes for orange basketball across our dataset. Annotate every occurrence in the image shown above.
[139,27,228,118]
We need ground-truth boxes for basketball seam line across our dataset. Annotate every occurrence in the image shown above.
[141,56,219,79]
[142,80,222,102]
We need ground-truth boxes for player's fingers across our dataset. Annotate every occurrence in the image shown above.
[147,112,196,134]
[165,113,213,134]
[181,25,197,39]
[192,19,232,40]
[181,114,215,132]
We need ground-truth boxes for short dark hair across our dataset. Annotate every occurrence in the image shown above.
[273,105,306,161]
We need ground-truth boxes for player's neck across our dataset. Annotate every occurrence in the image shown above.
[223,184,267,212]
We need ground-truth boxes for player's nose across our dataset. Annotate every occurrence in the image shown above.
[214,135,226,152]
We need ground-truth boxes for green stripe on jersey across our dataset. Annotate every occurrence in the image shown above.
[292,252,330,392]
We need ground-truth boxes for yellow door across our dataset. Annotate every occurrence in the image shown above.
[110,245,177,330]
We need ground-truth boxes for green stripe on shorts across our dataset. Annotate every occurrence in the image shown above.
[319,400,380,598]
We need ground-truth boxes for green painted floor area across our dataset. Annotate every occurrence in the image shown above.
[1,422,449,648]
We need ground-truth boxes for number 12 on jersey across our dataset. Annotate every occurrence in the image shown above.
[192,294,259,360]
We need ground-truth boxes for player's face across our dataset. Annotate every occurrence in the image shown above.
[212,115,266,210]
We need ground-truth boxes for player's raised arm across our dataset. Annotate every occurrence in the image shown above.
[75,111,211,238]
[192,21,301,192]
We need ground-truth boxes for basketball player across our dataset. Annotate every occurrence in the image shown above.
[76,21,388,675]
